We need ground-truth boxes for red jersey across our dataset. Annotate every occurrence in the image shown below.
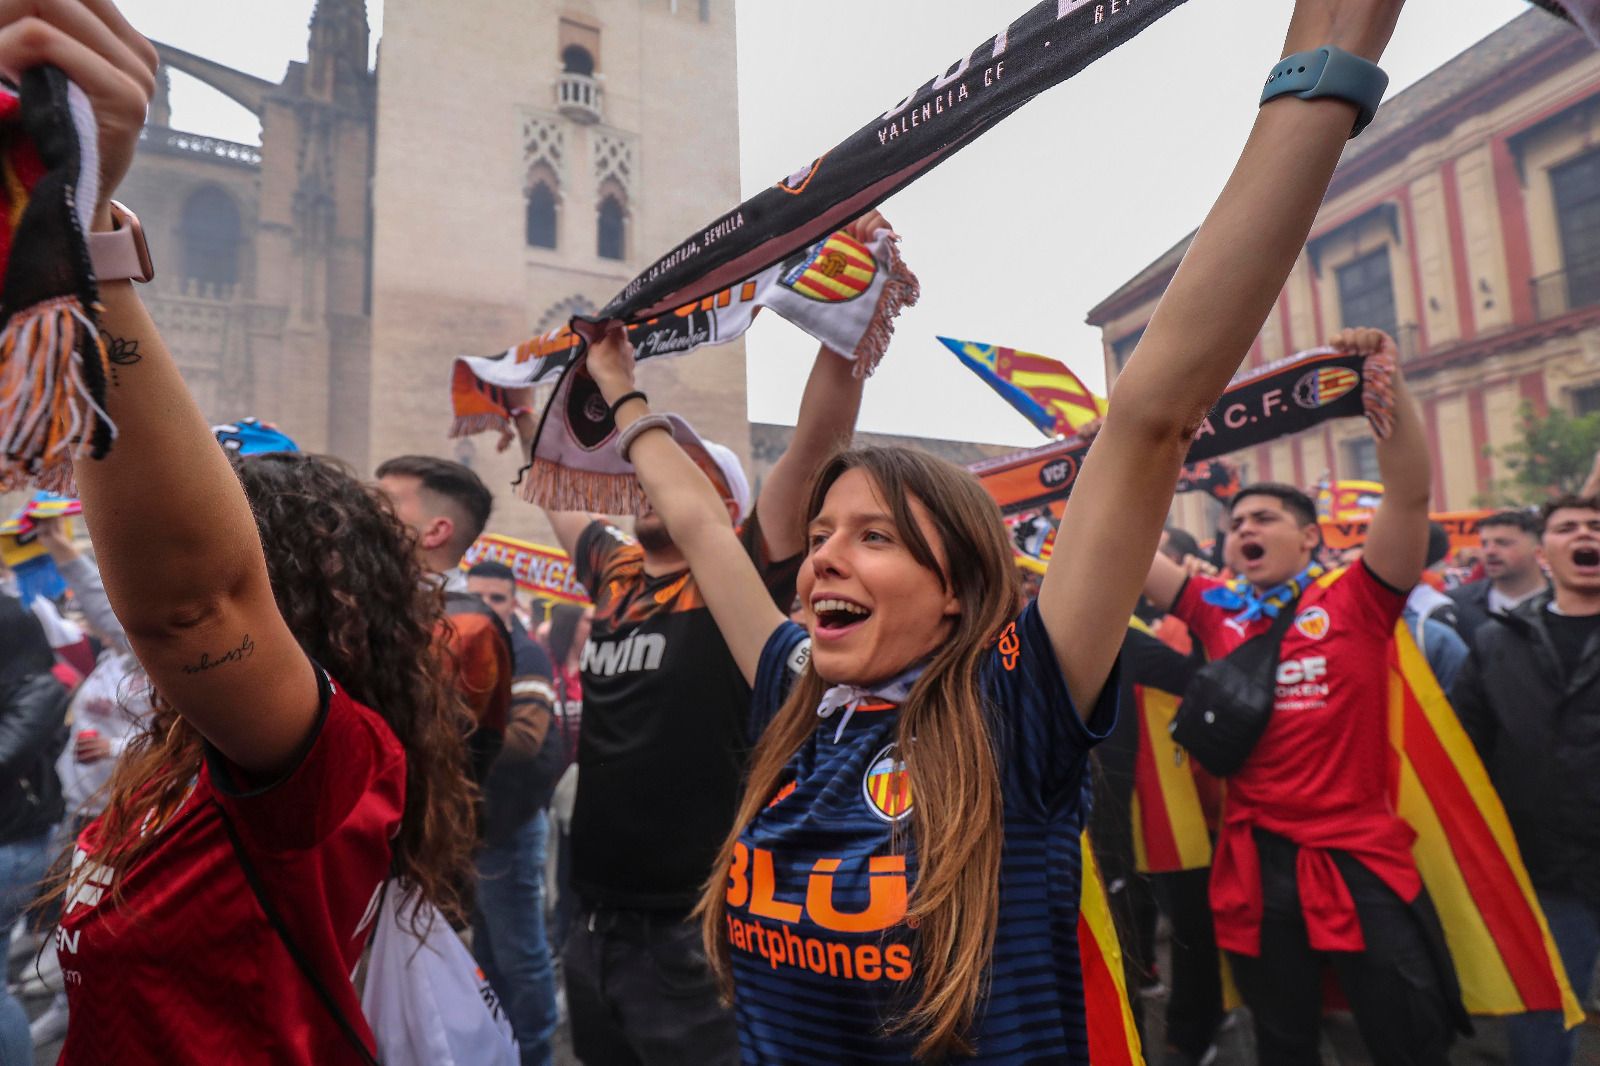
[57,672,405,1064]
[1174,564,1419,956]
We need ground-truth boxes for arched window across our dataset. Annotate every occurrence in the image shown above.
[562,45,595,76]
[526,181,558,249]
[597,195,626,261]
[180,185,241,286]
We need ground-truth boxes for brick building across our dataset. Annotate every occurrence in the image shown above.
[1088,10,1600,537]
[114,0,747,542]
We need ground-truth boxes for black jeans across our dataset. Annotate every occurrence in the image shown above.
[1227,831,1456,1066]
[564,904,739,1066]
[1153,867,1225,1062]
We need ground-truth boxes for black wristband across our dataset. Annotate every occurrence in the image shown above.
[609,390,649,418]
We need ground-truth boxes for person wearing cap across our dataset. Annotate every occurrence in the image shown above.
[506,212,886,1066]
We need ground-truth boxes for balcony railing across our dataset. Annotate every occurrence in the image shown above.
[139,126,261,167]
[556,72,602,124]
[1531,265,1600,322]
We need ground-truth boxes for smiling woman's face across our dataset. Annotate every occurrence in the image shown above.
[797,468,960,686]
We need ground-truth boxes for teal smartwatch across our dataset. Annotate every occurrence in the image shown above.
[1260,46,1389,138]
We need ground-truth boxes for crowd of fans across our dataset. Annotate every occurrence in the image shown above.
[0,0,1593,1064]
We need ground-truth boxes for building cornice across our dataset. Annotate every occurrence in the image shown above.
[1404,305,1600,379]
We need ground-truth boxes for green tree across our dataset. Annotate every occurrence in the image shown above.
[1486,402,1600,504]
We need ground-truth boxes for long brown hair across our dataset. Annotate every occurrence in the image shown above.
[696,447,1020,1059]
[49,452,477,925]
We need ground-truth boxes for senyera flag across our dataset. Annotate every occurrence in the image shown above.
[1387,622,1584,1026]
[461,534,589,606]
[1124,619,1213,875]
[971,346,1390,516]
[1079,831,1143,1066]
[939,336,1106,437]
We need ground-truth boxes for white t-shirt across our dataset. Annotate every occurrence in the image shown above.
[56,651,150,815]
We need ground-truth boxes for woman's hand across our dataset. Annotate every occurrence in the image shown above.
[1282,0,1405,62]
[586,323,639,409]
[0,0,158,229]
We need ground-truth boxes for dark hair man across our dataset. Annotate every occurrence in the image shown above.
[465,559,563,1066]
[1448,510,1546,645]
[376,455,509,778]
[1450,493,1600,1066]
[507,245,883,1064]
[1142,330,1467,1063]
[1404,522,1469,690]
[1160,526,1203,565]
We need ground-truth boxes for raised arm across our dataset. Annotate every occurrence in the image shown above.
[1040,0,1404,715]
[35,516,126,651]
[1144,551,1190,615]
[755,211,887,559]
[586,327,785,685]
[1345,329,1430,592]
[7,5,320,777]
[1580,445,1600,499]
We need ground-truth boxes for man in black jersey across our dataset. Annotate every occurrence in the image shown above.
[507,298,878,1063]
[1451,493,1600,1066]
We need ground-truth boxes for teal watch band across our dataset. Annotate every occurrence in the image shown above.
[1260,46,1389,138]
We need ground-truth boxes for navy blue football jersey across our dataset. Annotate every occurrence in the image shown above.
[726,602,1117,1064]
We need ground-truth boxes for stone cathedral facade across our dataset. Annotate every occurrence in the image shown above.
[119,0,747,541]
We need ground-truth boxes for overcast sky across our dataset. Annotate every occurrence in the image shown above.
[123,0,1537,448]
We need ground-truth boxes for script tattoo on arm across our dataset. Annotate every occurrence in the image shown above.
[181,634,256,675]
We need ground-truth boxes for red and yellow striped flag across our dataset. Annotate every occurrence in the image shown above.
[1132,683,1213,874]
[1387,623,1584,1025]
[940,336,1108,437]
[1079,832,1144,1066]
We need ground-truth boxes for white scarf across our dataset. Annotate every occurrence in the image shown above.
[815,665,924,743]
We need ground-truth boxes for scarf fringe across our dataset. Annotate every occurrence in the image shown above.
[0,296,115,495]
[448,412,511,440]
[521,456,647,515]
[852,233,921,378]
[1362,349,1397,441]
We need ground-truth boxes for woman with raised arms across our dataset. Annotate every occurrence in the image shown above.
[0,2,478,1061]
[580,0,1405,1060]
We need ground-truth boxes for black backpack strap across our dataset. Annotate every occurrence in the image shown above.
[217,801,381,1066]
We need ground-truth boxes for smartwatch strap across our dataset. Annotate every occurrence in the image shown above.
[86,202,154,283]
[1261,47,1389,138]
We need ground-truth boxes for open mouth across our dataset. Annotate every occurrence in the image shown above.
[812,597,872,636]
[1574,546,1600,568]
[1240,543,1266,563]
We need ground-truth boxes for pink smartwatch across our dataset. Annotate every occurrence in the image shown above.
[87,200,155,284]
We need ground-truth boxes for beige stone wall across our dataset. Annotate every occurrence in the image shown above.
[116,138,261,426]
[369,0,747,544]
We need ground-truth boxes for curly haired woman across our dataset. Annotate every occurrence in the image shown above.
[0,4,477,1061]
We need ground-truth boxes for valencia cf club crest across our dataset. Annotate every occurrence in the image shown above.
[1294,606,1331,640]
[863,744,913,823]
[1038,455,1078,491]
[1293,366,1360,410]
[779,234,878,303]
[776,153,827,195]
